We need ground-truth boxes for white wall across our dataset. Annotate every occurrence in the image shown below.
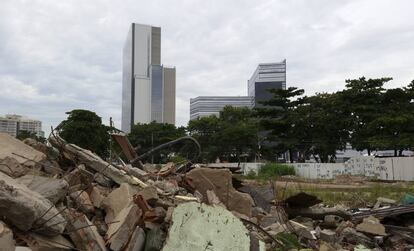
[206,156,414,181]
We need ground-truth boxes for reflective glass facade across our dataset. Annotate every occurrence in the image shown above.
[151,65,163,122]
[121,25,133,133]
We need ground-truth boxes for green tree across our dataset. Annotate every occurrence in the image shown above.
[255,87,305,162]
[217,106,259,162]
[57,109,110,158]
[188,106,259,162]
[16,130,46,143]
[187,115,220,162]
[368,82,414,155]
[295,93,349,162]
[128,122,186,163]
[340,77,391,154]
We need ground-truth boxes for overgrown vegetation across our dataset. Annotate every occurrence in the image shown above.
[275,182,414,207]
[245,163,295,180]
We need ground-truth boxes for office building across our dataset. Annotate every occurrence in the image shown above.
[0,114,44,138]
[122,23,176,133]
[190,96,254,120]
[248,60,286,106]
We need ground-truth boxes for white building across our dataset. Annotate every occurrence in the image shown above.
[0,114,44,138]
[121,23,176,133]
[190,96,254,120]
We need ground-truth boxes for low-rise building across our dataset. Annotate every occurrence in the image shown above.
[0,114,44,138]
[190,96,254,120]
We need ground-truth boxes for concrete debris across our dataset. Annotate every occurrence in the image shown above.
[89,184,110,208]
[106,204,141,251]
[0,221,15,251]
[0,171,66,236]
[185,167,254,217]
[0,156,29,178]
[0,133,46,168]
[18,233,74,251]
[319,229,337,243]
[356,216,386,236]
[162,202,250,251]
[70,190,95,214]
[65,209,107,251]
[17,175,69,204]
[101,183,139,223]
[0,133,412,250]
[125,226,146,251]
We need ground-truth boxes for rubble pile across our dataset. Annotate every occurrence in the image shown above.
[0,131,413,250]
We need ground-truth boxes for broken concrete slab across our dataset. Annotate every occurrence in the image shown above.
[17,233,74,251]
[356,216,386,236]
[65,209,107,251]
[49,134,148,188]
[0,156,29,178]
[17,175,69,204]
[0,221,15,251]
[341,227,374,248]
[162,202,250,251]
[105,204,141,251]
[136,186,159,205]
[319,229,337,243]
[102,183,139,223]
[89,185,110,208]
[0,133,46,168]
[185,168,254,217]
[238,185,274,212]
[125,226,146,251]
[22,138,49,154]
[373,197,396,209]
[0,171,65,236]
[70,190,95,214]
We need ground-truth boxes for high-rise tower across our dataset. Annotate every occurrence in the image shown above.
[122,23,176,133]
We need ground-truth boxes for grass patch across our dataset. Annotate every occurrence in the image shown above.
[245,163,295,180]
[275,182,414,207]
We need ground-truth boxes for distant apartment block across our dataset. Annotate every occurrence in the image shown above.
[122,23,176,133]
[190,96,254,120]
[0,114,44,138]
[248,60,286,107]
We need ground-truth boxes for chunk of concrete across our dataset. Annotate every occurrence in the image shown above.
[356,216,386,236]
[18,233,74,251]
[0,172,66,236]
[136,186,158,205]
[340,227,374,248]
[0,133,46,168]
[319,229,337,243]
[70,190,95,214]
[89,185,110,208]
[185,168,254,217]
[17,175,69,204]
[65,209,107,251]
[0,221,15,251]
[125,226,146,251]
[102,183,139,223]
[162,202,250,251]
[0,156,29,178]
[106,204,141,251]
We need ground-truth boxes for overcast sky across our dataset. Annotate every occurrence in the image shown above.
[1,0,414,135]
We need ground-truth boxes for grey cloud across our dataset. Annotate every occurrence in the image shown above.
[0,0,413,134]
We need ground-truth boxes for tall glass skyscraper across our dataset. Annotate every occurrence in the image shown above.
[122,23,176,133]
[248,60,286,107]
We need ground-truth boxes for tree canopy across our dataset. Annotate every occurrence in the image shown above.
[57,109,110,158]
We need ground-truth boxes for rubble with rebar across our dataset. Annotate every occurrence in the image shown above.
[0,132,414,250]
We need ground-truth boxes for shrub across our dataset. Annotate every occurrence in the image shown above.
[257,163,295,180]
